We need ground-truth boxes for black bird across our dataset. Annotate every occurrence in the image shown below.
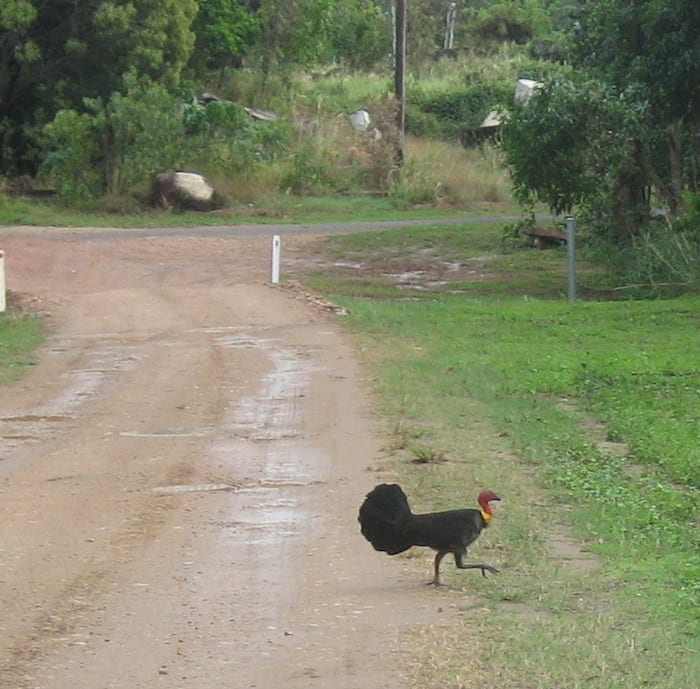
[358,483,500,586]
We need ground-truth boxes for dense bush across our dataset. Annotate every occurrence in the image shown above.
[39,78,186,201]
[38,77,290,203]
[407,82,511,141]
[327,0,392,70]
[182,99,289,177]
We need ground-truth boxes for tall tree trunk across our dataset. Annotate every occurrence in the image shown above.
[612,144,650,241]
[667,120,684,217]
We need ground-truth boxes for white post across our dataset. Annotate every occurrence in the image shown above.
[271,235,281,284]
[0,249,5,313]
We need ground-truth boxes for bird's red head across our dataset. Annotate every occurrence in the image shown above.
[477,490,501,520]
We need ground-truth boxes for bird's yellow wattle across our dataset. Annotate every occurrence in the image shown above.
[481,509,492,523]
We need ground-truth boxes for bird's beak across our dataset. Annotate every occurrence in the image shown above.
[491,494,501,502]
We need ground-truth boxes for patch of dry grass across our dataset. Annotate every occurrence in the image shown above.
[399,137,512,207]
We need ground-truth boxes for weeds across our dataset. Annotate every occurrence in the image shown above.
[0,313,45,385]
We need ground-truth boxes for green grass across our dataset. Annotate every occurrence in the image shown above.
[0,193,521,228]
[296,223,700,689]
[0,313,45,385]
[306,222,610,300]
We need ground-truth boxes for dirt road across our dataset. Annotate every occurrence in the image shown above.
[0,228,454,688]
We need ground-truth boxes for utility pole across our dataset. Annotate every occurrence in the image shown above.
[395,0,406,168]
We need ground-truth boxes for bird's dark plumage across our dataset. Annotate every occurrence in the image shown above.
[358,483,500,586]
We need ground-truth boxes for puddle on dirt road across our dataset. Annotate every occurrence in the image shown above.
[3,324,330,563]
[152,483,237,495]
[0,337,143,470]
[208,334,327,555]
[120,428,212,438]
[47,337,144,413]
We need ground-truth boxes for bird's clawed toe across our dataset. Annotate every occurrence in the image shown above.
[480,565,500,577]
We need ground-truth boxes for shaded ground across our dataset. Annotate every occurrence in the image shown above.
[0,228,467,689]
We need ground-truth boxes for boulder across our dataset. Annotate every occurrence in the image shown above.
[152,172,223,212]
[349,109,371,132]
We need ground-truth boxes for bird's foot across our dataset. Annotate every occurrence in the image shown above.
[479,565,500,578]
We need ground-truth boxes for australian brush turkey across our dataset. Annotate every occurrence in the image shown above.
[358,483,500,586]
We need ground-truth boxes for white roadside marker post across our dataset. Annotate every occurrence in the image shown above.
[0,249,5,313]
[271,235,281,284]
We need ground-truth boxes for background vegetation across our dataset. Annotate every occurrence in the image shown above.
[1,0,699,297]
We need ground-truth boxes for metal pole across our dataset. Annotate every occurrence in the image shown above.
[566,216,576,302]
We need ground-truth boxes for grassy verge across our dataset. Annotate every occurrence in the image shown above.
[0,193,522,229]
[297,223,699,689]
[0,312,45,385]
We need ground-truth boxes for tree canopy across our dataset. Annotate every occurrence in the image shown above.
[0,0,197,175]
[502,0,700,241]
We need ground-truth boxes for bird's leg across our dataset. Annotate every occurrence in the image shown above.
[455,552,500,577]
[429,551,447,586]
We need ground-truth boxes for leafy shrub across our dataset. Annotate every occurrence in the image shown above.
[40,77,186,200]
[278,149,334,195]
[407,83,511,141]
[39,110,103,202]
[94,80,186,192]
[39,74,292,204]
[183,99,289,177]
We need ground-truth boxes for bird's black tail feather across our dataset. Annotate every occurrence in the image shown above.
[358,483,414,555]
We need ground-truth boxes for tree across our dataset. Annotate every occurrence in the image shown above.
[0,1,39,174]
[501,76,651,241]
[0,1,197,176]
[256,0,334,75]
[327,0,391,70]
[190,0,260,81]
[573,0,700,217]
[93,0,197,90]
[503,0,700,245]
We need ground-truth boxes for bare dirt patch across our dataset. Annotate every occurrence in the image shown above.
[294,247,506,293]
